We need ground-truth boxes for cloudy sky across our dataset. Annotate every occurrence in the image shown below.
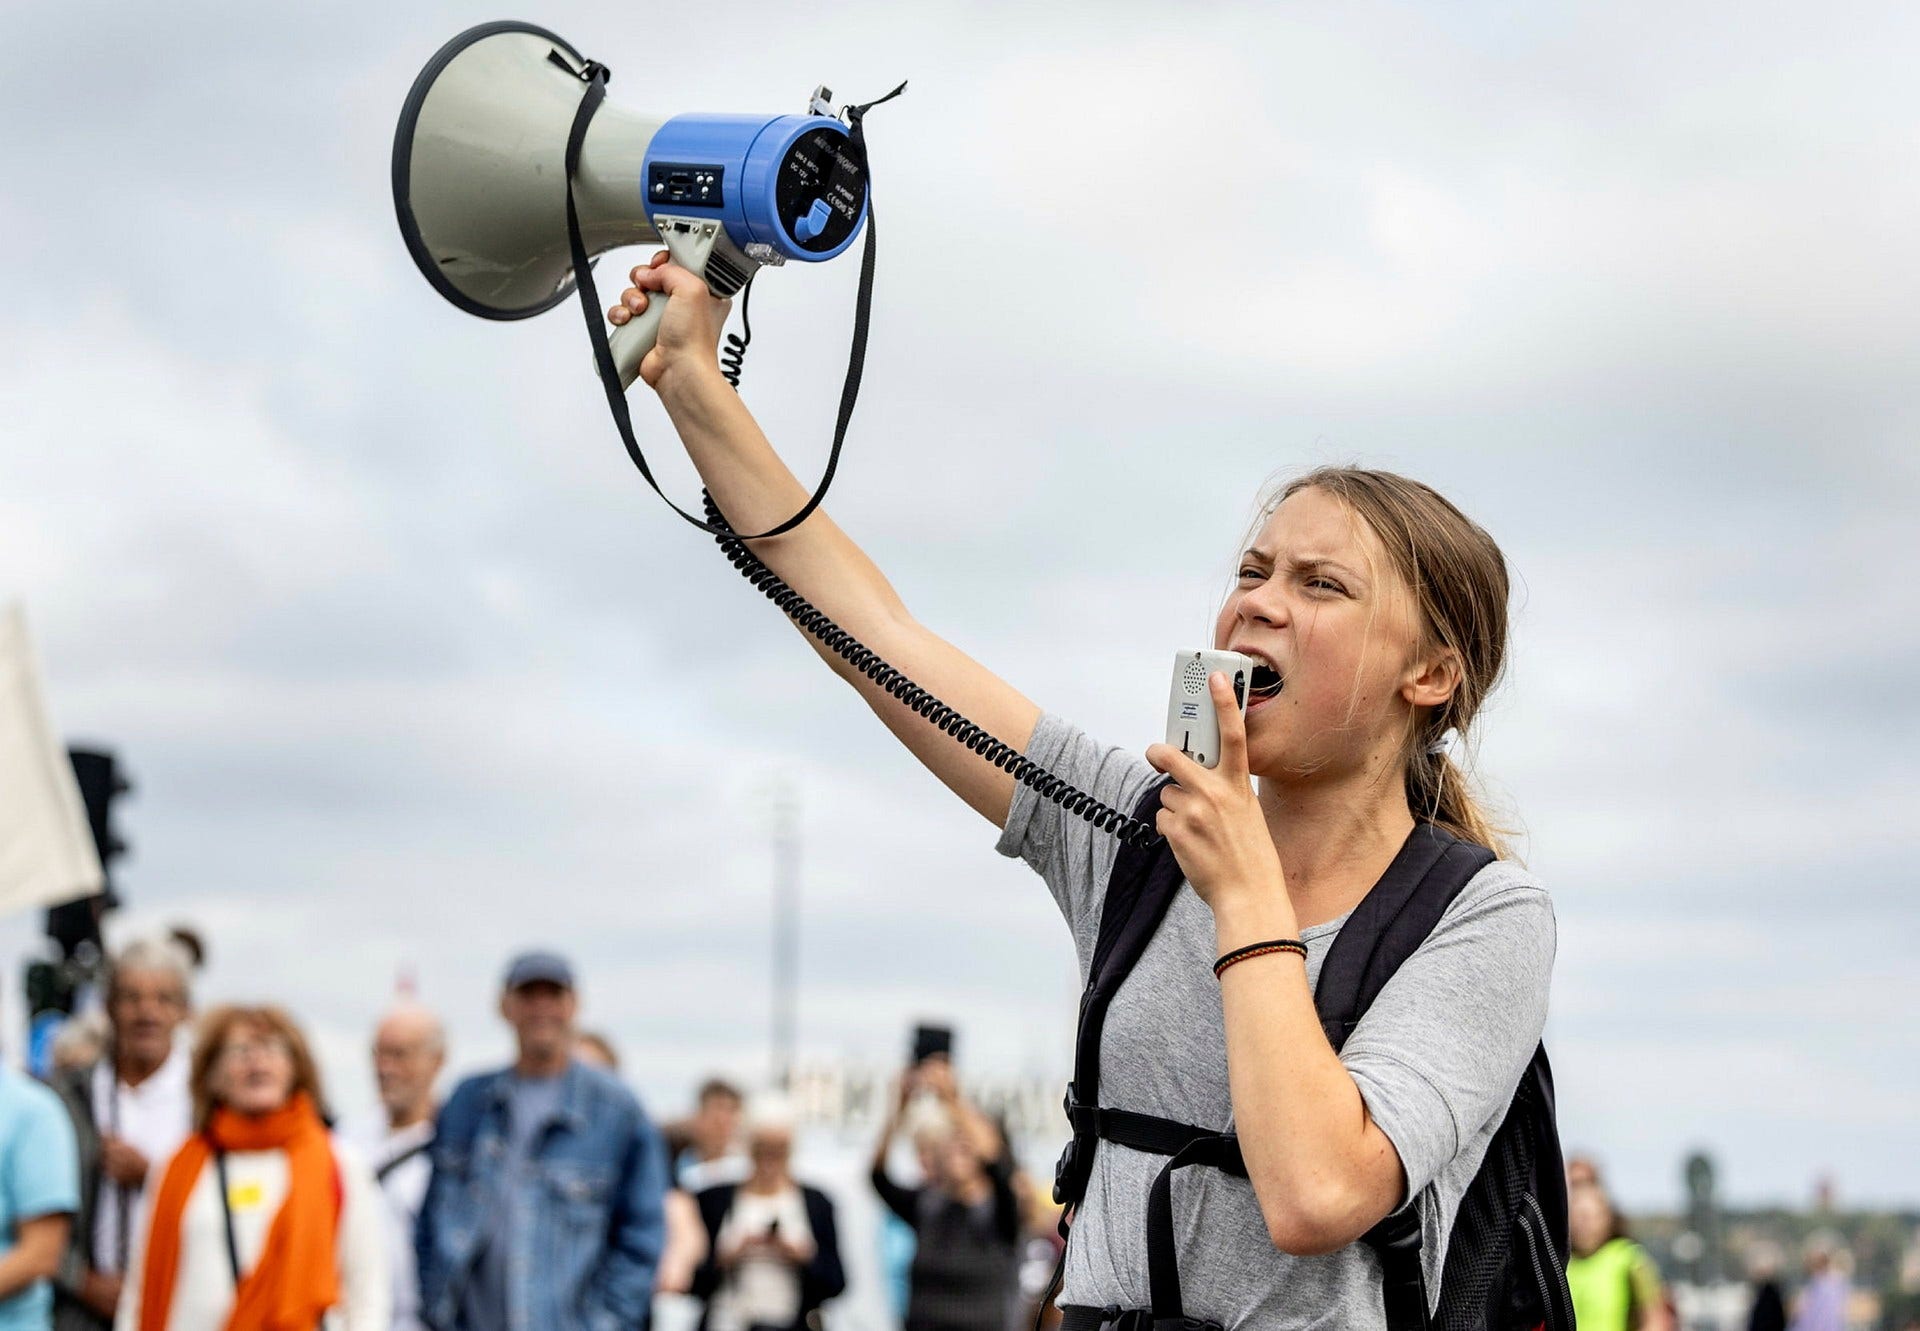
[2,0,1916,1218]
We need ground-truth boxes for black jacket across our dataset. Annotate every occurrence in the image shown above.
[690,1183,845,1331]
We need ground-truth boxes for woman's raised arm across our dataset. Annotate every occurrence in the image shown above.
[614,255,1039,828]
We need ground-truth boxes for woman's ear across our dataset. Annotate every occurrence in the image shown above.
[1402,647,1462,712]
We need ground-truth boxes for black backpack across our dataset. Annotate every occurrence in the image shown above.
[1051,779,1574,1331]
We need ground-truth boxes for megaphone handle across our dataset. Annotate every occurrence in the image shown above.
[609,297,667,390]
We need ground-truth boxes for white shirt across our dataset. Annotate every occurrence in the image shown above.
[91,1047,193,1274]
[708,1186,812,1331]
[341,1114,434,1331]
[676,1151,749,1193]
[114,1138,390,1331]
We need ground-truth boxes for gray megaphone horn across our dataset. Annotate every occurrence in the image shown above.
[392,21,873,390]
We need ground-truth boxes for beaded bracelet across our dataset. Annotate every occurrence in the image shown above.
[1213,938,1307,980]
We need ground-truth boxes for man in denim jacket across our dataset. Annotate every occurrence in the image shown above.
[417,952,666,1331]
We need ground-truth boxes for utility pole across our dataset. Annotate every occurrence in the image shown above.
[770,778,800,1089]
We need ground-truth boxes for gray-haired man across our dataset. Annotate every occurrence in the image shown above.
[347,1002,447,1331]
[50,937,194,1331]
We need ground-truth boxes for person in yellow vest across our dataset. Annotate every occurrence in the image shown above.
[1566,1173,1671,1331]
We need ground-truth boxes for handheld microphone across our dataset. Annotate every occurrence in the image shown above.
[1165,650,1253,769]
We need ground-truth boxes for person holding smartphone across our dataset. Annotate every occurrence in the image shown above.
[608,259,1555,1330]
[688,1102,842,1331]
[871,1055,1021,1331]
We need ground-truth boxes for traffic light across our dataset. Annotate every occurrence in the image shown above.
[44,747,131,960]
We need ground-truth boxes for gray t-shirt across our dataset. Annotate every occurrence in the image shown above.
[996,715,1556,1330]
[462,1073,565,1331]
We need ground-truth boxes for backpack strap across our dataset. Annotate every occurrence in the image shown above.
[1144,1132,1246,1325]
[376,1139,432,1184]
[1315,823,1494,1331]
[1052,779,1183,1209]
[1315,825,1494,1054]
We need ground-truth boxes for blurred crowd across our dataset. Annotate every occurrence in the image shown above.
[1563,1156,1867,1331]
[0,932,1063,1331]
[4,931,1884,1331]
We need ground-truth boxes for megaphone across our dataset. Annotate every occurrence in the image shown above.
[392,21,872,390]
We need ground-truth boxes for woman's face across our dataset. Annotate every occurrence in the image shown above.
[748,1129,792,1183]
[213,1024,298,1116]
[1568,1184,1612,1257]
[939,1135,985,1187]
[1213,486,1437,782]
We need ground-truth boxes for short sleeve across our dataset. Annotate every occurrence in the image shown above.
[1337,869,1557,1201]
[994,713,1158,957]
[5,1082,80,1220]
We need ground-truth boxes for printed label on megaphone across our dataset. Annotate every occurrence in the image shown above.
[392,22,871,389]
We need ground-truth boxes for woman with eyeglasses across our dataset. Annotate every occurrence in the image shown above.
[116,1006,389,1331]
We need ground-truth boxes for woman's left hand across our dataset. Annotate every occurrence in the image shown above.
[1144,672,1287,912]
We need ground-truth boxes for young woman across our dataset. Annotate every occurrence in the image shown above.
[608,258,1555,1329]
[116,1006,388,1331]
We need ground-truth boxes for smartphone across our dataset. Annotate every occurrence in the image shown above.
[1165,649,1253,769]
[911,1024,953,1065]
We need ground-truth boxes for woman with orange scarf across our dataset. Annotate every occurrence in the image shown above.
[115,1006,389,1331]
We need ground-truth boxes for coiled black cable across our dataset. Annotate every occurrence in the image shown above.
[699,490,1162,848]
[719,278,753,389]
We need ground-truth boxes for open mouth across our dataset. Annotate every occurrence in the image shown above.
[1247,664,1283,702]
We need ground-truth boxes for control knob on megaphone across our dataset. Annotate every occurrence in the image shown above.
[392,21,871,389]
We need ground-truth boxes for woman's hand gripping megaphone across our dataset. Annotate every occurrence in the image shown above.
[607,252,733,393]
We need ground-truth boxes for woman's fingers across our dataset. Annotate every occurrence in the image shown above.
[1210,672,1250,778]
[628,252,670,284]
[1145,741,1206,788]
[606,287,652,326]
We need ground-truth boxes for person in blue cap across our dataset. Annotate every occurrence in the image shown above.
[415,951,667,1331]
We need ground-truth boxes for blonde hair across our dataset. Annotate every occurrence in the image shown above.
[1268,466,1513,856]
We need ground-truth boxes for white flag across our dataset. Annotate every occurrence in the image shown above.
[0,603,104,919]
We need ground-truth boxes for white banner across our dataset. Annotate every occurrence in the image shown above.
[0,603,103,920]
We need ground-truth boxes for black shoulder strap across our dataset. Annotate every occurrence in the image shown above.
[1076,779,1181,1109]
[1050,779,1182,1215]
[1314,824,1494,1053]
[1312,823,1495,1331]
[376,1138,433,1184]
[212,1145,243,1286]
